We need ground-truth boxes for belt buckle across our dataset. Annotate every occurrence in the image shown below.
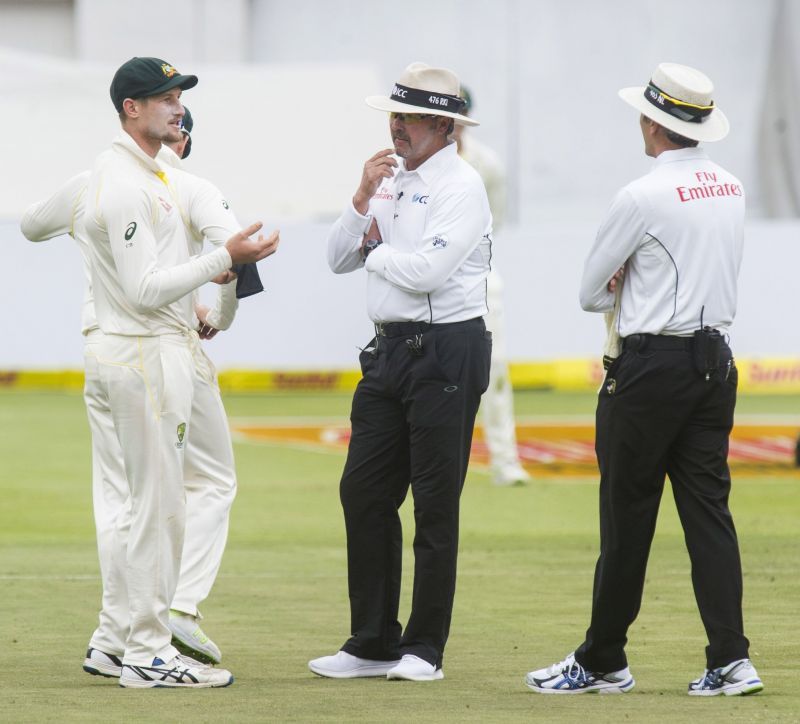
[375,322,386,337]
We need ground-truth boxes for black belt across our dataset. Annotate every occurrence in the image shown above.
[374,317,482,338]
[622,333,693,352]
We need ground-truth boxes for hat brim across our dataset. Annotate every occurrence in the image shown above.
[144,73,198,100]
[618,86,728,142]
[365,95,479,126]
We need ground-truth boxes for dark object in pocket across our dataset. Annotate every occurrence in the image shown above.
[692,326,722,380]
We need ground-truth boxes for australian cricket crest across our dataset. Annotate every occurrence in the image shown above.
[176,422,186,448]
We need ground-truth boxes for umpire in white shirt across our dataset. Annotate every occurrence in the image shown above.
[310,63,492,682]
[526,64,762,697]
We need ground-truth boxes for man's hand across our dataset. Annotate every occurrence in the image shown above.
[353,149,397,215]
[225,222,280,265]
[212,269,238,285]
[607,265,626,293]
[196,304,220,340]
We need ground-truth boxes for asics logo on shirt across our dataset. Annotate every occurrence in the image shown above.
[412,193,429,204]
[124,222,137,241]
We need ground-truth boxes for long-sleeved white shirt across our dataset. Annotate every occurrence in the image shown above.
[84,133,232,336]
[20,171,97,335]
[20,146,242,335]
[580,147,745,337]
[328,142,492,324]
[158,146,239,331]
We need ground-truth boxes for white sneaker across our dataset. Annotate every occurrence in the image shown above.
[386,654,444,681]
[525,652,634,694]
[119,654,233,689]
[83,647,123,678]
[688,658,764,696]
[492,464,531,487]
[169,609,221,664]
[308,651,400,679]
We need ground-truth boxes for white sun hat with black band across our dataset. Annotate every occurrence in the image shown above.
[366,62,478,126]
[618,62,729,142]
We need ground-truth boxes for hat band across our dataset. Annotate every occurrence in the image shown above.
[644,81,714,124]
[390,83,466,114]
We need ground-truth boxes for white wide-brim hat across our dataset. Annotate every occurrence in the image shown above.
[366,62,479,126]
[619,62,729,142]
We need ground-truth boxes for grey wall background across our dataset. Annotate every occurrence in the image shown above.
[1,0,797,368]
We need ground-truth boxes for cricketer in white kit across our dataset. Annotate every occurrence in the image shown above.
[79,56,278,688]
[21,144,249,674]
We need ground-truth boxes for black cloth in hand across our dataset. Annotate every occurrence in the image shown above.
[231,263,264,299]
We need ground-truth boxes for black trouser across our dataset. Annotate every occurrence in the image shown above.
[575,335,750,672]
[339,317,491,668]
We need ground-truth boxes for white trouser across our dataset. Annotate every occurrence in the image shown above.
[84,331,236,665]
[171,351,236,616]
[481,269,525,476]
[83,330,129,584]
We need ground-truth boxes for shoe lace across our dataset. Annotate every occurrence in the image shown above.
[564,660,588,684]
[549,653,587,683]
[696,659,752,689]
[175,653,208,669]
[697,667,723,689]
[547,654,574,676]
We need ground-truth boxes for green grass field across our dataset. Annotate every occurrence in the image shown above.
[0,390,798,722]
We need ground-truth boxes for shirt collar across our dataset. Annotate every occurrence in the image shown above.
[652,146,709,168]
[398,141,458,183]
[112,131,167,175]
[157,144,184,169]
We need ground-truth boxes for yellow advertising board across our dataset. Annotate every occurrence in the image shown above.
[1,358,799,393]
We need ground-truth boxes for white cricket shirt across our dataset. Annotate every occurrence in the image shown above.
[20,171,98,335]
[84,133,232,336]
[580,147,745,337]
[159,146,240,331]
[21,148,242,337]
[328,142,492,324]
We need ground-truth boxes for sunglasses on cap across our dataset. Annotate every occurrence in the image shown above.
[389,112,438,124]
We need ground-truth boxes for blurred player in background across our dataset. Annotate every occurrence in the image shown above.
[453,87,530,486]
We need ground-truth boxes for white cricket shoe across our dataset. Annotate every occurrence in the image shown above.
[386,654,444,681]
[308,651,400,679]
[119,654,233,689]
[688,658,763,696]
[492,464,531,487]
[526,652,634,694]
[169,609,222,665]
[83,647,123,678]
